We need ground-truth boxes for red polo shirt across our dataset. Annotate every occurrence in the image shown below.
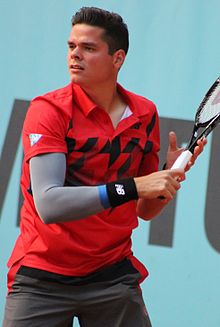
[7,83,160,289]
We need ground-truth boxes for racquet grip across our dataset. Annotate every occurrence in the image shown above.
[171,150,192,169]
[158,150,192,200]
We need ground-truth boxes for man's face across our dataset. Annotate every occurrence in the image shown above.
[67,24,118,88]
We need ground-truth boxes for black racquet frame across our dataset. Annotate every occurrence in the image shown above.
[186,76,220,153]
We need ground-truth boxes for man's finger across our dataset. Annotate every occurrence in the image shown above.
[169,131,178,151]
[170,168,185,177]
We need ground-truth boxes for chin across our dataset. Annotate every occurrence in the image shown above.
[70,74,82,85]
[70,76,89,89]
[70,77,78,85]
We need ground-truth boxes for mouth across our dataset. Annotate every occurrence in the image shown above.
[70,64,84,71]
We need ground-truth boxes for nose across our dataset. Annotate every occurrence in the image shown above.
[70,46,82,60]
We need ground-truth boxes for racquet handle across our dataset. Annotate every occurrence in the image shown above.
[171,150,192,170]
[158,150,192,200]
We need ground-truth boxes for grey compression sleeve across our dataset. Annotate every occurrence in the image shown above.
[30,153,106,224]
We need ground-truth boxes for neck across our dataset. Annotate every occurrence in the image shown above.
[81,81,127,129]
[81,82,120,113]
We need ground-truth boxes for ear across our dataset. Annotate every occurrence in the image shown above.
[113,49,126,70]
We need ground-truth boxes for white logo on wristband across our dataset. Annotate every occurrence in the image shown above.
[115,184,125,195]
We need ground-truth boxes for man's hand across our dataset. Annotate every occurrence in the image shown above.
[186,137,207,170]
[134,168,185,202]
[135,131,206,220]
[165,131,207,171]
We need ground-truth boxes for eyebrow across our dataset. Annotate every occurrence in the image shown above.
[67,41,97,47]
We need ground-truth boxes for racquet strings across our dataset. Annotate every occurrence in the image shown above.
[170,76,220,171]
[197,82,220,125]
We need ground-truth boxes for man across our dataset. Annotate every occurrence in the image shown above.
[3,7,205,327]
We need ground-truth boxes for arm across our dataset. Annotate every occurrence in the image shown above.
[30,152,105,224]
[135,169,185,220]
[31,153,184,224]
[136,131,206,220]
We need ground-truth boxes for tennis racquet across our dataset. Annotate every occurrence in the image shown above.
[171,76,220,169]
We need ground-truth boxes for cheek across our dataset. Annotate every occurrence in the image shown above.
[91,56,113,71]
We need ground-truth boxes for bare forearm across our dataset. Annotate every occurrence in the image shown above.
[134,169,185,220]
[136,198,166,220]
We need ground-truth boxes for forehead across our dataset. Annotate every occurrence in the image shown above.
[68,24,105,43]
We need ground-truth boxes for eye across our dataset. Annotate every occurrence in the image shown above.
[85,46,95,52]
[68,42,75,50]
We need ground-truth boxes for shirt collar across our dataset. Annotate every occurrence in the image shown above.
[116,84,149,118]
[72,84,98,116]
[72,83,149,118]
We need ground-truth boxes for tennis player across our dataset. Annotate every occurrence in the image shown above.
[3,7,205,327]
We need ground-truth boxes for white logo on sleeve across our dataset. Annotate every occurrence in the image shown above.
[115,184,125,195]
[29,133,42,146]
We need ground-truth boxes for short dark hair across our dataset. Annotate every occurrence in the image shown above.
[71,7,129,55]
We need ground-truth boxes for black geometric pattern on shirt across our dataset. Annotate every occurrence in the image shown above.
[101,137,141,173]
[69,155,86,172]
[68,119,73,130]
[117,156,132,179]
[66,137,76,153]
[130,122,142,130]
[146,112,156,136]
[66,135,143,181]
[65,177,84,187]
[65,137,98,153]
[99,139,111,153]
[122,138,140,153]
[143,141,153,154]
[108,136,121,167]
[77,138,98,152]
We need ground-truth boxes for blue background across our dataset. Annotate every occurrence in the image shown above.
[1,1,220,326]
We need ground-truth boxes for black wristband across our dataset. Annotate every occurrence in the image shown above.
[106,177,139,207]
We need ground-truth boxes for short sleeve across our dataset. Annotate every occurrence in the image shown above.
[22,98,69,162]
